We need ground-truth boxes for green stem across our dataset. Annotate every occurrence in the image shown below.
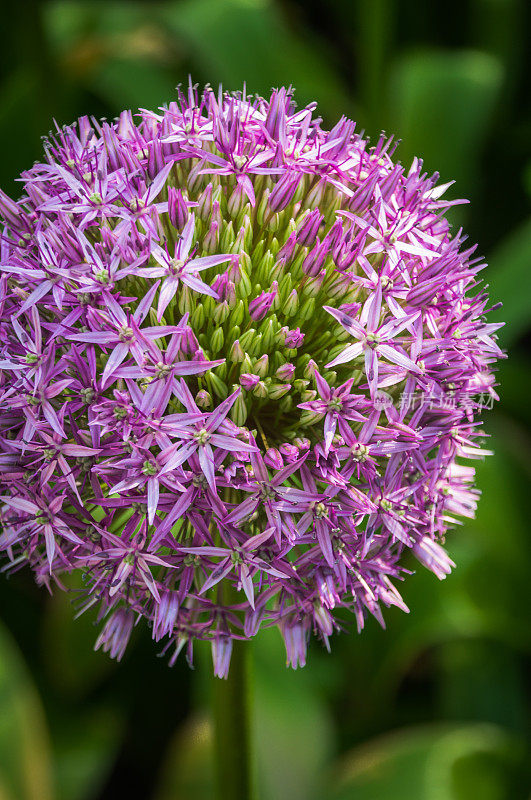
[211,638,255,800]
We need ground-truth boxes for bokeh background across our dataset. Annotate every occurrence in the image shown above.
[1,1,530,798]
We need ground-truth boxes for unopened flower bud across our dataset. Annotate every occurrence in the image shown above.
[283,289,299,317]
[181,326,199,354]
[268,172,301,213]
[296,208,323,247]
[279,443,299,462]
[228,182,246,218]
[211,327,224,353]
[264,448,284,469]
[275,363,295,381]
[168,187,188,230]
[254,354,269,377]
[302,239,329,277]
[253,381,268,399]
[240,373,260,391]
[230,389,248,426]
[249,282,278,321]
[196,390,212,409]
[203,220,220,253]
[229,339,244,362]
[213,300,230,325]
[304,270,325,297]
[268,383,291,400]
[304,358,318,379]
[228,255,241,283]
[277,231,297,262]
[284,328,305,348]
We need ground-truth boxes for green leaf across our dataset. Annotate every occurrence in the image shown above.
[388,49,503,203]
[486,218,531,345]
[438,639,527,735]
[91,59,177,114]
[53,709,123,800]
[0,621,54,800]
[152,714,213,800]
[41,579,113,697]
[161,0,351,120]
[326,723,519,800]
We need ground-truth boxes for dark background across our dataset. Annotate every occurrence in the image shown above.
[0,1,530,798]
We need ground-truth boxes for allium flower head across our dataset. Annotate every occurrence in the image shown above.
[0,84,504,676]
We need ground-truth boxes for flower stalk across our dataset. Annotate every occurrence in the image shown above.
[212,639,255,800]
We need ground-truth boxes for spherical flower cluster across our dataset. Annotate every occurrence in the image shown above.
[0,85,503,676]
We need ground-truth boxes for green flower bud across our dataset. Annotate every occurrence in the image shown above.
[197,183,213,221]
[229,339,244,362]
[270,258,287,282]
[227,324,241,341]
[300,409,324,426]
[219,220,234,251]
[235,203,252,230]
[206,371,228,399]
[293,378,310,393]
[261,319,276,352]
[230,300,245,327]
[253,380,268,399]
[238,269,252,299]
[204,221,220,253]
[240,354,254,374]
[191,303,206,330]
[268,383,291,400]
[227,183,245,218]
[230,389,248,426]
[213,301,230,325]
[187,160,206,193]
[239,328,256,352]
[258,251,274,282]
[256,188,271,225]
[196,390,212,409]
[211,327,225,353]
[247,332,262,357]
[299,297,315,322]
[303,271,325,297]
[304,358,318,379]
[215,362,227,380]
[303,177,326,209]
[283,289,299,317]
[178,285,195,314]
[254,354,269,377]
[231,225,247,254]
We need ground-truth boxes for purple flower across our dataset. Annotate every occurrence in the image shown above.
[0,83,503,675]
[147,213,233,320]
[299,370,368,454]
[283,327,305,348]
[211,634,233,680]
[95,609,136,662]
[324,282,422,398]
[281,616,310,669]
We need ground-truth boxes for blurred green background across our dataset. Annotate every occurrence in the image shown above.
[1,1,530,798]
